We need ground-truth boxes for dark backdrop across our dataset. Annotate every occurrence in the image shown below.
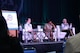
[0,0,80,33]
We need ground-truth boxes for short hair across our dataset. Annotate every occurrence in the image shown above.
[25,18,31,22]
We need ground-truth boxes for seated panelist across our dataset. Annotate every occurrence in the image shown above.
[24,18,33,32]
[43,20,56,40]
[61,18,74,39]
[24,18,33,42]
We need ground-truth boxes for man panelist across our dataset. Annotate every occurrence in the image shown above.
[24,18,33,42]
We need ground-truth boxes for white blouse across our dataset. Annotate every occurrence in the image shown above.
[61,23,69,30]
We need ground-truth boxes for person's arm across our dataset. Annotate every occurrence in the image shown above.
[44,24,47,30]
[61,23,64,30]
[24,24,28,32]
[69,23,72,29]
[43,24,49,31]
[52,23,56,29]
[29,24,33,32]
[50,22,56,29]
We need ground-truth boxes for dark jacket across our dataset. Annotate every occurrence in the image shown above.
[0,36,23,53]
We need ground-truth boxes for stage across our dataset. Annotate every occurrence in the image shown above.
[21,41,64,53]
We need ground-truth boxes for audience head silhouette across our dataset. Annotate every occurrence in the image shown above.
[0,10,23,53]
[0,10,9,39]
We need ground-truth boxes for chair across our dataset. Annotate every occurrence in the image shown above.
[36,25,46,42]
[37,25,59,42]
[72,27,75,35]
[22,29,26,41]
[56,25,75,41]
[22,29,33,43]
